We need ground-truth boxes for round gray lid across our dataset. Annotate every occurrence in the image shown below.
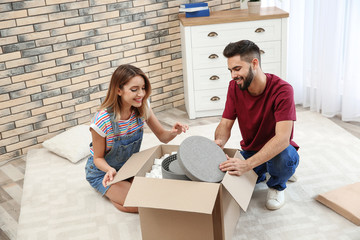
[178,136,226,182]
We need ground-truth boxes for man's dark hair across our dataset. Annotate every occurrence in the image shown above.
[223,40,261,66]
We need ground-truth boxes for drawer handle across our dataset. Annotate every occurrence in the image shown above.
[255,27,265,33]
[208,54,219,59]
[210,96,220,101]
[260,50,265,54]
[207,32,218,37]
[209,75,219,80]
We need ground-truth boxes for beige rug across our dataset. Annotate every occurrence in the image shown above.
[17,111,360,239]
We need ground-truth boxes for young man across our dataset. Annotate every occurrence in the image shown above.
[215,40,299,210]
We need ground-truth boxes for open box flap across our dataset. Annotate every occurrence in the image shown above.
[221,150,257,211]
[108,145,160,185]
[124,176,221,214]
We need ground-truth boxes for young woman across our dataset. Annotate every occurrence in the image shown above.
[85,64,188,213]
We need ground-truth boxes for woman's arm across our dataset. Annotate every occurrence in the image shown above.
[146,108,188,143]
[90,128,117,187]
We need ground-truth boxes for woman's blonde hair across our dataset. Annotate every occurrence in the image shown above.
[99,64,151,120]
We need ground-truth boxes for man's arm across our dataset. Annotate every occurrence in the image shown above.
[214,118,235,149]
[219,120,293,176]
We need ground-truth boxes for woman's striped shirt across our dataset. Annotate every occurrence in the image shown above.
[89,109,145,156]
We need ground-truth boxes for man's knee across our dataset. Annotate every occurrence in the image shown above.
[269,145,299,172]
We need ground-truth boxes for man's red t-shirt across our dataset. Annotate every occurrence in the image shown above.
[222,73,299,151]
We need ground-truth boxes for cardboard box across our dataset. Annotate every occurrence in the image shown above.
[316,182,360,226]
[110,145,257,240]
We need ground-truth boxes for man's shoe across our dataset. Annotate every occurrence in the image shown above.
[266,188,285,210]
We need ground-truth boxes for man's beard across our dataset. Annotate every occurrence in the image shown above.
[235,66,254,91]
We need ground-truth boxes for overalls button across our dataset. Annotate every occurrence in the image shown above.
[90,166,93,169]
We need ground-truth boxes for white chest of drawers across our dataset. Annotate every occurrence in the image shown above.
[180,7,289,119]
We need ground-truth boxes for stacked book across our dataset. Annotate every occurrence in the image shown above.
[179,2,210,18]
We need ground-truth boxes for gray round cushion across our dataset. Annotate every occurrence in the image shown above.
[162,154,189,181]
[178,136,226,182]
[169,159,186,175]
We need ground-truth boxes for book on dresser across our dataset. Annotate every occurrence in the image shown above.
[179,2,210,18]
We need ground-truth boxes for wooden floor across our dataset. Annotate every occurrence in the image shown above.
[1,105,360,240]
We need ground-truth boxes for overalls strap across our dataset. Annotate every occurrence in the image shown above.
[107,110,121,135]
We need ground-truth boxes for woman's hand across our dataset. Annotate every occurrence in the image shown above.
[102,167,117,187]
[146,109,189,143]
[170,122,189,135]
[219,155,253,176]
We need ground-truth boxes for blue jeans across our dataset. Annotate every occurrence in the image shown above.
[240,145,299,191]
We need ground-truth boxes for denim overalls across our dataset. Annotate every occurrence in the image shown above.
[85,111,143,195]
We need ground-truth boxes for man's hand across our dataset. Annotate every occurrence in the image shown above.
[219,155,253,176]
[214,139,224,149]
